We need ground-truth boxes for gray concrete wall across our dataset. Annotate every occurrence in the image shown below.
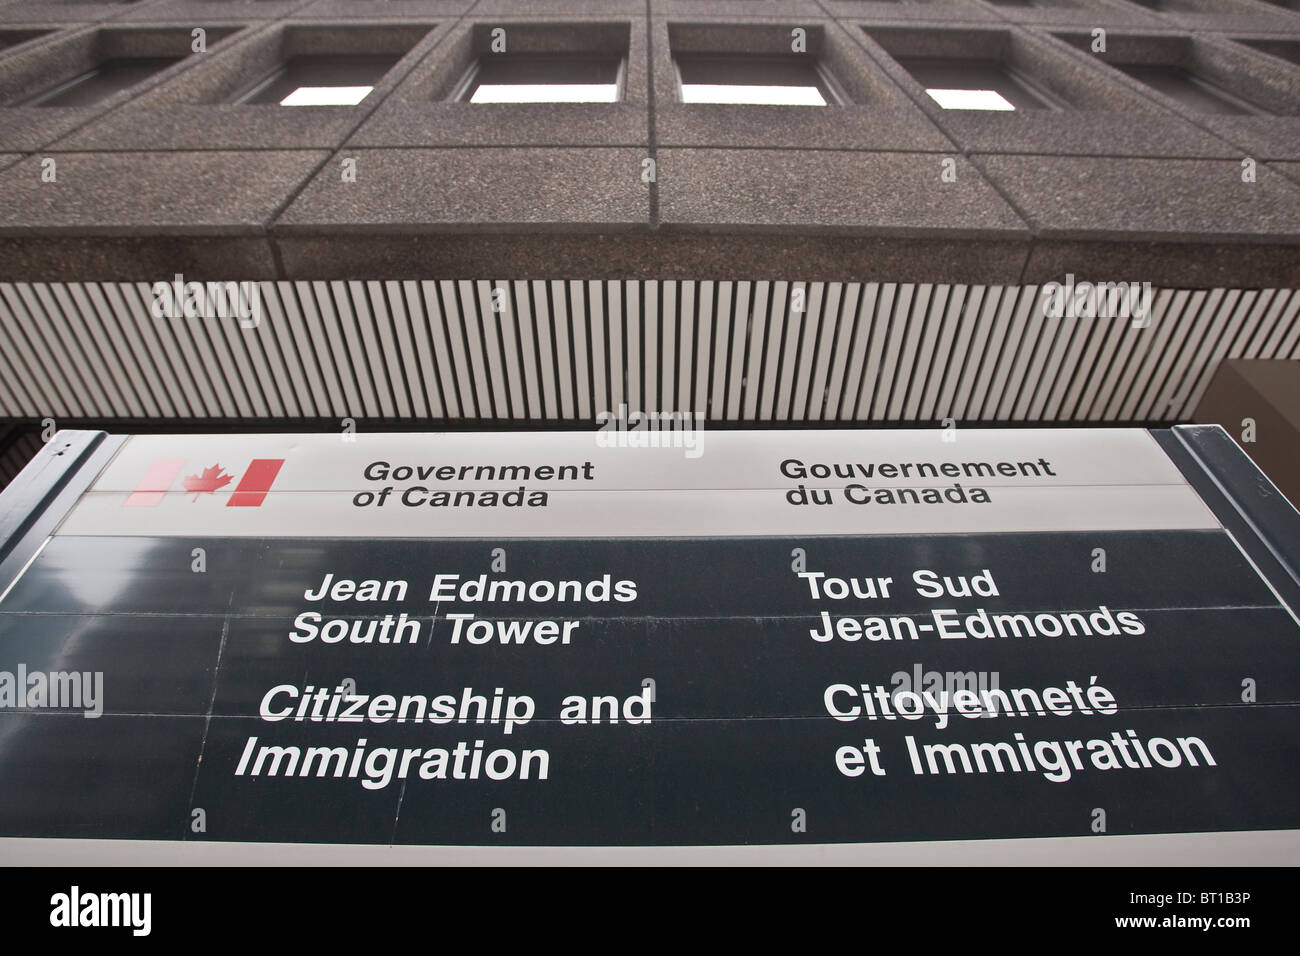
[0,0,1296,286]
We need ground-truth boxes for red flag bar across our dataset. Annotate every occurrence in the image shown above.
[226,458,285,508]
[124,459,186,507]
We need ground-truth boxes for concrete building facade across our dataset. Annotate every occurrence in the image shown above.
[0,0,1297,480]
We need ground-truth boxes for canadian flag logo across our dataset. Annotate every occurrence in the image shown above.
[125,458,285,508]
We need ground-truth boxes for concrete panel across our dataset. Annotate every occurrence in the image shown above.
[657,147,1030,236]
[51,103,381,151]
[1021,238,1300,288]
[0,1,130,25]
[111,0,318,24]
[973,154,1300,240]
[0,149,328,232]
[274,232,1033,284]
[275,147,651,231]
[818,0,1000,23]
[1126,3,1300,36]
[1226,33,1300,68]
[0,109,99,151]
[656,103,954,150]
[471,0,645,16]
[351,101,649,148]
[1271,159,1300,184]
[0,234,280,280]
[0,26,60,55]
[929,109,1242,157]
[652,0,827,17]
[294,0,474,18]
[976,0,1167,28]
[1198,115,1300,161]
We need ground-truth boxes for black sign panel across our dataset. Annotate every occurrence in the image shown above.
[0,530,1297,846]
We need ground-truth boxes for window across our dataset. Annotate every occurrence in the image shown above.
[896,57,1061,111]
[925,89,1017,111]
[233,54,401,106]
[1115,64,1268,115]
[675,55,838,106]
[19,57,182,107]
[865,27,1102,113]
[456,54,622,104]
[1051,30,1287,117]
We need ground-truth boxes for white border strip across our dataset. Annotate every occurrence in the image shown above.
[2,830,1296,866]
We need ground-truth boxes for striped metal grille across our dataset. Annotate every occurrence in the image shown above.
[0,280,1297,424]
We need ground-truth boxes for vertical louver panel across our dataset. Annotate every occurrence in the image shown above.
[0,281,1295,425]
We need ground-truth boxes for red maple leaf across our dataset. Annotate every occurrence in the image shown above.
[182,464,234,501]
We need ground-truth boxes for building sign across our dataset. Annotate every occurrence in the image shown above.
[0,428,1296,849]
